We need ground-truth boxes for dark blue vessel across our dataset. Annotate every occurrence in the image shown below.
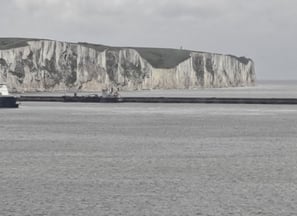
[0,96,19,108]
[0,84,19,108]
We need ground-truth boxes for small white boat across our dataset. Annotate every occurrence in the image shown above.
[0,84,9,96]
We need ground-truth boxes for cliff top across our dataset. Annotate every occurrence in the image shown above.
[79,42,191,68]
[0,38,40,50]
[0,38,251,68]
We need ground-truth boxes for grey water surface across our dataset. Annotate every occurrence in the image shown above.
[1,85,297,215]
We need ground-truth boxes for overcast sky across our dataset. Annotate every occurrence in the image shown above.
[1,0,296,80]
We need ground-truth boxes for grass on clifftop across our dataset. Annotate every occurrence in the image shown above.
[79,42,191,68]
[133,47,191,68]
[0,38,32,50]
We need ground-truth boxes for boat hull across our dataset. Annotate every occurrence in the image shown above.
[0,96,19,108]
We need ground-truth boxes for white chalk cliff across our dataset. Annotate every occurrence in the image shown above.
[0,38,255,92]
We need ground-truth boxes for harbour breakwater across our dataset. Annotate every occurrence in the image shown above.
[17,96,297,105]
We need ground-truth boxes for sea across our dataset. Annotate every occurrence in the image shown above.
[1,81,297,215]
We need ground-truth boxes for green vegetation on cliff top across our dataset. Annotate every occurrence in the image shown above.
[78,42,191,68]
[133,47,191,68]
[0,38,40,50]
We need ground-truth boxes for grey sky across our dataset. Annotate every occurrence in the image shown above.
[1,0,296,80]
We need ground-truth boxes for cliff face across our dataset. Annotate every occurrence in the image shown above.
[0,39,255,92]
